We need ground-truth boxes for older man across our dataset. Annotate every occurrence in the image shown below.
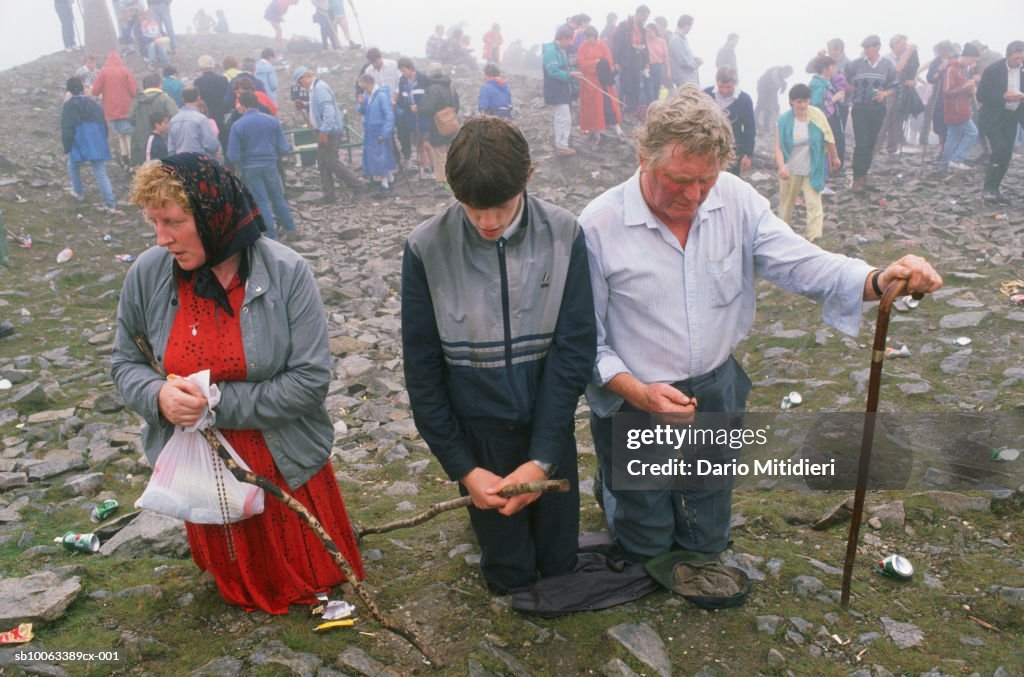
[845,35,898,192]
[293,66,362,203]
[579,85,942,560]
[978,40,1024,204]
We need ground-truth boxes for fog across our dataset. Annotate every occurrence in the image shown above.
[1,0,1021,93]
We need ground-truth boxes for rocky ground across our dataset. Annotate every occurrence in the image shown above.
[0,32,1022,677]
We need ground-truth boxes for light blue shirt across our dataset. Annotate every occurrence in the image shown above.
[579,170,873,417]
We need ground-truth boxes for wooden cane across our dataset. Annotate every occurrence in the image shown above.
[839,279,913,607]
[357,480,570,538]
[133,335,444,667]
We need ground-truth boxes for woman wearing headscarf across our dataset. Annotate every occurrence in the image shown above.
[111,153,363,613]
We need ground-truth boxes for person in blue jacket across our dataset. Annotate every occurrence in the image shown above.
[477,63,512,118]
[357,74,396,195]
[401,116,596,593]
[61,77,120,213]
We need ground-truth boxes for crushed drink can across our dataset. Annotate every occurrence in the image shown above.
[56,247,73,263]
[91,499,119,523]
[873,554,913,580]
[780,391,803,409]
[116,254,135,263]
[991,448,1020,462]
[952,336,972,347]
[1011,293,1024,306]
[55,531,100,553]
[885,345,911,358]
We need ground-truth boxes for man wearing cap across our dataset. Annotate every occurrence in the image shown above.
[293,66,362,203]
[977,40,1024,205]
[844,35,898,192]
[579,87,942,562]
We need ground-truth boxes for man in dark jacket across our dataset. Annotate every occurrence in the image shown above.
[977,40,1024,204]
[401,117,596,594]
[612,5,650,117]
[193,55,231,149]
[704,67,755,175]
[61,77,119,213]
[542,26,580,155]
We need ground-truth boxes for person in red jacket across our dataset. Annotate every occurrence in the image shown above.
[91,51,138,167]
[939,43,980,171]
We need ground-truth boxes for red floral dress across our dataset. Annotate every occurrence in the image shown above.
[164,273,364,614]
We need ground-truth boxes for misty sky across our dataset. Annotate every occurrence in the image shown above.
[1,1,1021,92]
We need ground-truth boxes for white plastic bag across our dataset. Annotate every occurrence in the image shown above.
[135,370,265,524]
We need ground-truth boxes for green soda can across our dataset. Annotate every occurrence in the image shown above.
[90,499,119,523]
[56,531,100,554]
[873,554,913,580]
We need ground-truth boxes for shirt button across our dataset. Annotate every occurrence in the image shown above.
[249,362,255,368]
[254,286,262,292]
[242,306,249,313]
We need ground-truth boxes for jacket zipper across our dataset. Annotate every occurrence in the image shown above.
[497,238,512,370]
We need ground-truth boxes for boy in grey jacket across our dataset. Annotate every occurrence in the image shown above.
[401,117,596,593]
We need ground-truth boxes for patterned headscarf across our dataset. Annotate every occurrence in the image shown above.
[160,153,264,315]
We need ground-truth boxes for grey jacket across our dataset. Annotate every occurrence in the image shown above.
[111,237,334,489]
[168,105,220,156]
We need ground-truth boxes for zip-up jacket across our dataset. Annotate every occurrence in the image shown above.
[61,94,111,162]
[401,194,597,482]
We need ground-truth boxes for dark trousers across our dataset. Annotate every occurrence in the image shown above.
[396,113,412,159]
[317,133,360,199]
[828,112,846,173]
[591,356,752,559]
[55,1,75,48]
[982,113,1020,193]
[851,103,887,179]
[461,421,579,593]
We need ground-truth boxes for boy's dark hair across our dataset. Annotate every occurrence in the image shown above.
[242,57,256,72]
[182,86,200,103]
[238,90,260,109]
[366,47,382,62]
[483,63,500,78]
[789,83,811,101]
[162,65,177,77]
[261,47,275,60]
[397,56,415,70]
[66,76,84,95]
[810,54,836,74]
[446,117,532,209]
[142,72,161,89]
[150,112,169,129]
[233,76,255,92]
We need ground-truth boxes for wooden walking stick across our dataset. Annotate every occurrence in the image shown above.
[840,279,917,607]
[357,479,570,538]
[133,335,444,668]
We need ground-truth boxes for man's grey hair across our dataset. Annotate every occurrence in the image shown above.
[637,85,735,168]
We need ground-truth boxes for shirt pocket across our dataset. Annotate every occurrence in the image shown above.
[706,245,743,308]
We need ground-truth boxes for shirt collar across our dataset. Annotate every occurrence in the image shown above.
[624,169,725,229]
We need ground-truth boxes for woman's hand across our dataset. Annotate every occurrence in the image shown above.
[158,378,208,427]
[778,166,791,181]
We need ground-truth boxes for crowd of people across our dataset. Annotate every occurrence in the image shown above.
[47,0,1017,620]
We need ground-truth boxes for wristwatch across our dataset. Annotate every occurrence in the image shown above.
[530,459,556,478]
